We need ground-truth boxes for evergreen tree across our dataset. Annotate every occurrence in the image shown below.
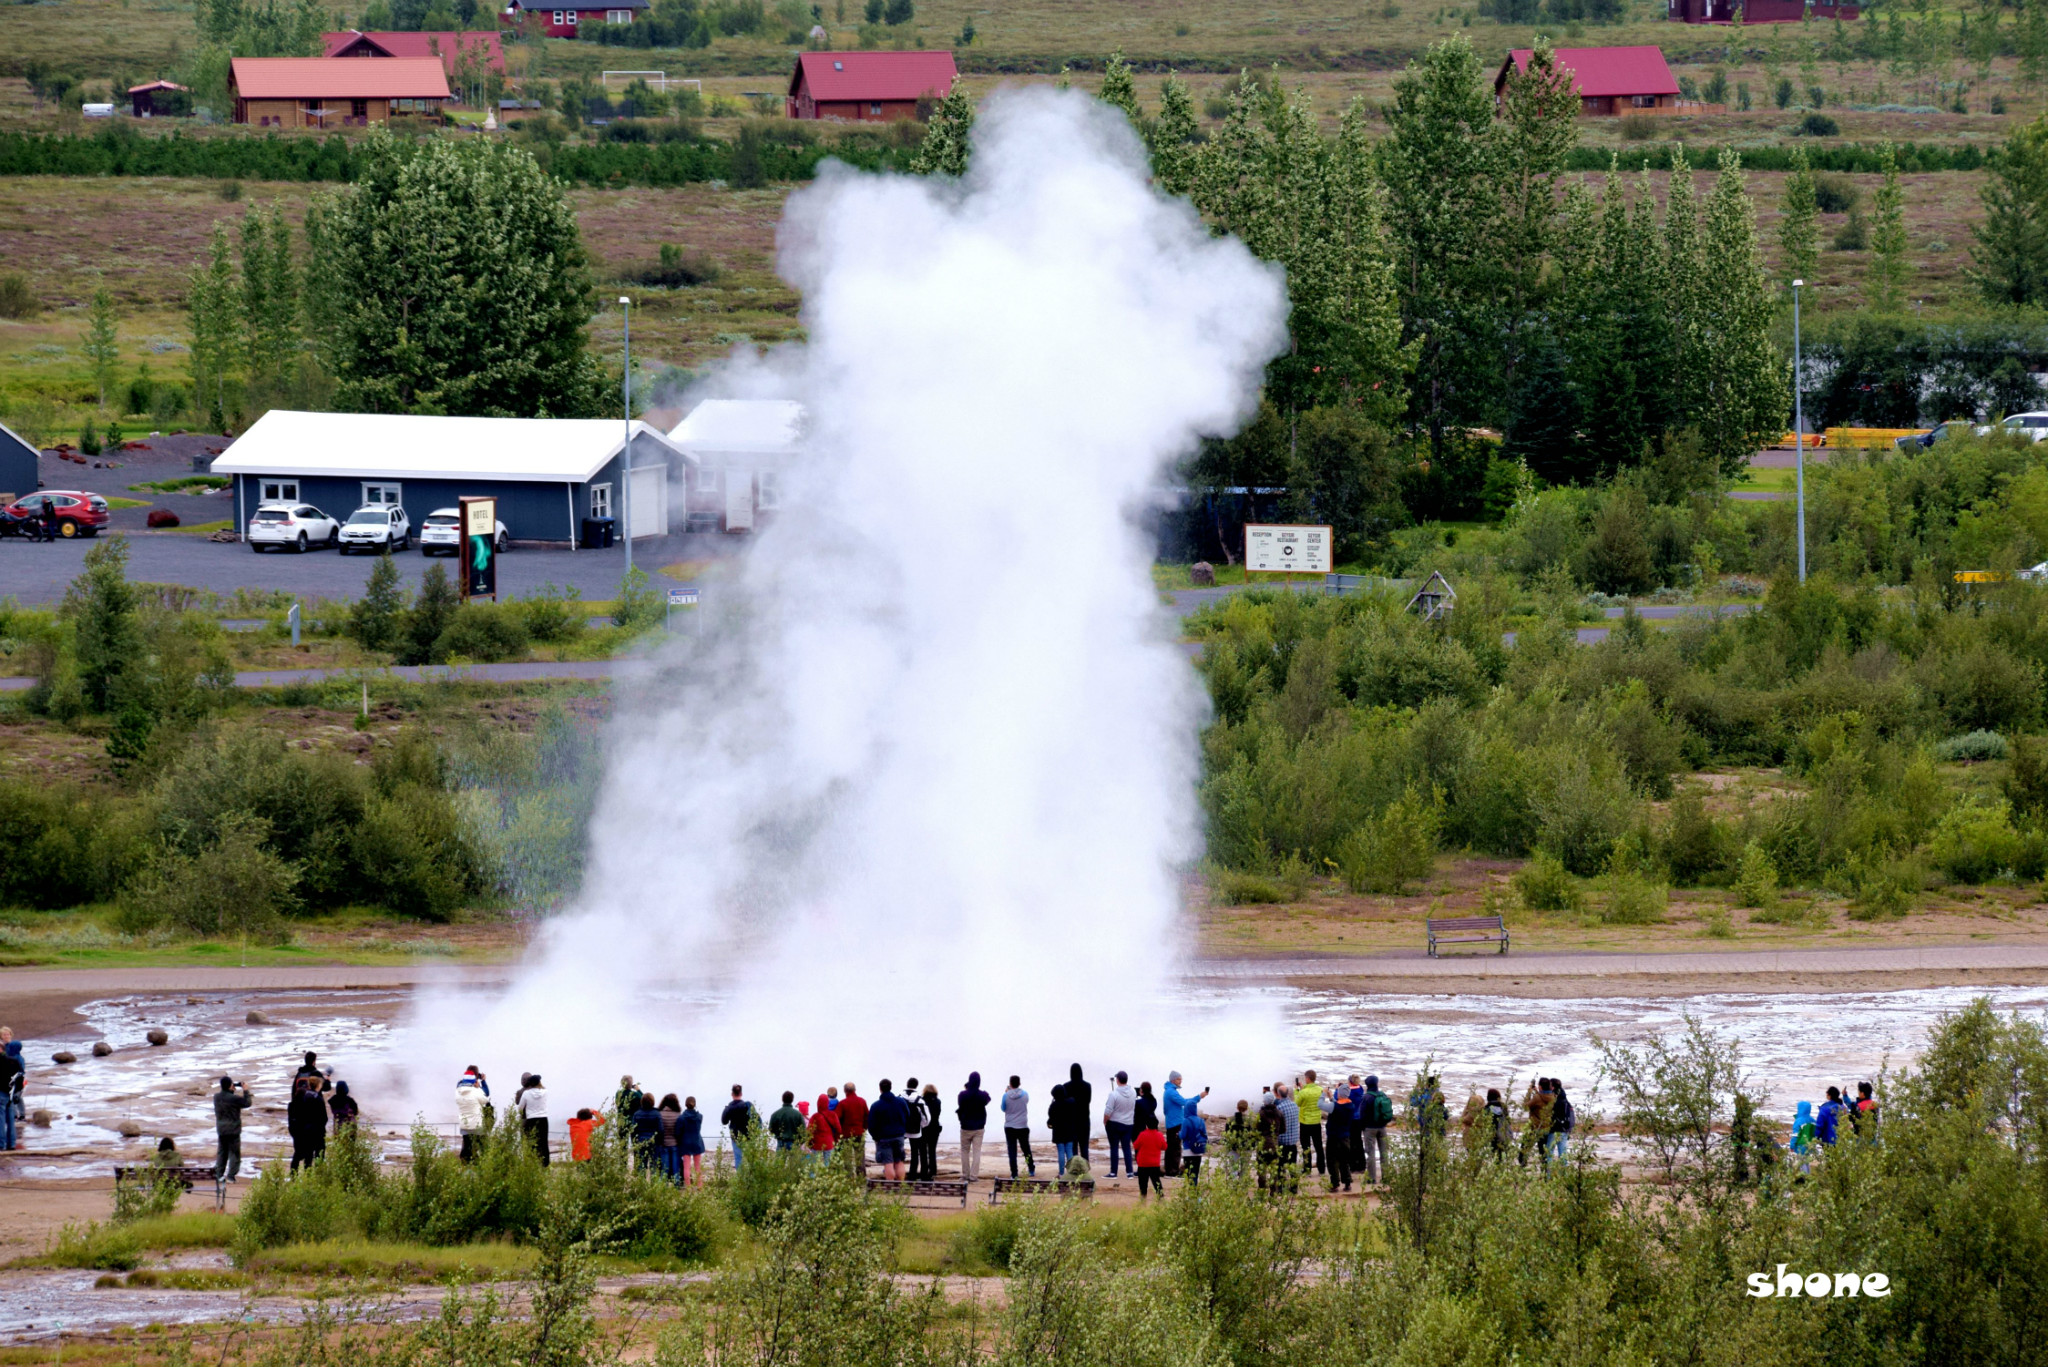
[1382,35,1503,455]
[1490,40,1581,404]
[1149,74,1199,196]
[239,205,300,401]
[1969,113,2048,306]
[1097,49,1140,124]
[909,85,974,176]
[62,535,140,715]
[1692,150,1789,478]
[82,279,120,411]
[1868,141,1910,312]
[1554,166,1668,477]
[2029,0,2048,87]
[400,563,458,666]
[1501,335,1588,485]
[187,222,240,432]
[305,133,607,417]
[1780,145,1820,286]
[350,554,404,653]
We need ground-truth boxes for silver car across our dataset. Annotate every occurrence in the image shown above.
[338,505,411,554]
[419,507,509,557]
[247,501,340,553]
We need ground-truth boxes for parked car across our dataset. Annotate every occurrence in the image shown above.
[246,501,340,553]
[1976,412,2048,441]
[419,507,510,557]
[1896,420,1972,452]
[338,504,411,554]
[0,490,109,538]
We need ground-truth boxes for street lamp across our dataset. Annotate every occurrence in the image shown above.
[1792,278,1806,584]
[620,295,632,579]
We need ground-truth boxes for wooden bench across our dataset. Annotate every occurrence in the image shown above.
[115,1163,228,1210]
[865,1178,969,1208]
[988,1176,1096,1205]
[1427,914,1509,957]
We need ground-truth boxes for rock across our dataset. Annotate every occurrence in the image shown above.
[146,509,181,529]
[146,1029,169,1046]
[245,1010,273,1025]
[1189,561,1216,587]
[92,1041,113,1057]
[30,1109,52,1127]
[51,1051,76,1065]
[185,997,203,1005]
[117,1120,142,1138]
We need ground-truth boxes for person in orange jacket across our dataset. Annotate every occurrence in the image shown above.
[566,1107,607,1162]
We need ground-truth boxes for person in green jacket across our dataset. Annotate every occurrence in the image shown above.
[768,1091,806,1151]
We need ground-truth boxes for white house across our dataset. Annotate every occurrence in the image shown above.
[667,399,804,533]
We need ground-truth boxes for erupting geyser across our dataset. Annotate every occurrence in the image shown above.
[404,88,1291,1101]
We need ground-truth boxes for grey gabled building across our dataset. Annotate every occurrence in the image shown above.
[0,419,40,503]
[210,410,693,544]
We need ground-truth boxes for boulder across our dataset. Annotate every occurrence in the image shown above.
[146,509,180,529]
[117,1120,142,1138]
[146,1029,169,1046]
[51,1051,76,1065]
[245,1010,273,1025]
[92,1041,113,1057]
[30,1109,52,1127]
[1189,561,1216,587]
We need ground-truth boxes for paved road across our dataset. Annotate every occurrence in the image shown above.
[8,942,2046,997]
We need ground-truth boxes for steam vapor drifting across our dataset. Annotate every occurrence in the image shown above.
[406,89,1291,1102]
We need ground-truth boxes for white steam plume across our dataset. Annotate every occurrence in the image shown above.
[403,89,1290,1108]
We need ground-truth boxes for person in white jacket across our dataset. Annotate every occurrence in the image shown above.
[516,1072,551,1166]
[456,1066,490,1163]
[1102,1071,1138,1178]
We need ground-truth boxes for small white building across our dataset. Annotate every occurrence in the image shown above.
[668,399,803,533]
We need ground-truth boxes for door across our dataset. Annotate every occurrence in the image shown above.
[723,472,754,532]
[630,463,667,539]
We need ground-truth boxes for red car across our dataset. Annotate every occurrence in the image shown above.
[2,490,110,538]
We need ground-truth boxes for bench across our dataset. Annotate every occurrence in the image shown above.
[865,1178,969,1208]
[988,1176,1096,1205]
[115,1163,228,1211]
[1427,914,1509,957]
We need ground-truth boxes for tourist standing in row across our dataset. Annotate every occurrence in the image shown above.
[1103,1071,1137,1178]
[957,1073,991,1183]
[516,1072,550,1166]
[1001,1075,1034,1178]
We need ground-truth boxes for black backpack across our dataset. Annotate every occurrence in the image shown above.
[1552,1095,1575,1132]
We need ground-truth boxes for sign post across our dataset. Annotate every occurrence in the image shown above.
[666,583,698,632]
[1244,524,1333,581]
[459,496,498,602]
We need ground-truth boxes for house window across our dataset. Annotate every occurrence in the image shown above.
[565,8,578,21]
[869,102,881,115]
[362,482,403,508]
[757,471,781,510]
[590,482,613,519]
[352,99,368,117]
[696,467,721,495]
[306,99,323,113]
[1631,95,1657,108]
[552,9,566,21]
[607,7,632,19]
[260,479,299,503]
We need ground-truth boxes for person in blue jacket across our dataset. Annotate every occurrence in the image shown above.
[865,1078,916,1180]
[1816,1087,1849,1147]
[1162,1071,1209,1178]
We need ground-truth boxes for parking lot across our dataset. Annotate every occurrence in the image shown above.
[2,530,723,607]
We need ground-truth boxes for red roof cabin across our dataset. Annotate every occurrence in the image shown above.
[229,57,451,128]
[500,0,649,39]
[787,51,957,121]
[323,30,506,76]
[1496,45,1681,116]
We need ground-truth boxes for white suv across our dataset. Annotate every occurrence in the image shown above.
[1977,412,2048,441]
[338,504,411,554]
[419,507,510,557]
[247,502,340,553]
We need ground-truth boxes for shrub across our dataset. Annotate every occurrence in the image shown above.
[349,554,404,653]
[1833,851,1915,919]
[1731,841,1779,908]
[517,583,587,644]
[1530,748,1636,875]
[1337,785,1442,894]
[436,602,531,663]
[1513,850,1583,912]
[1662,790,1730,885]
[2008,735,2048,818]
[1212,867,1285,905]
[613,567,663,630]
[120,812,297,938]
[1798,112,1840,137]
[399,564,459,666]
[1813,172,1861,213]
[1599,873,1667,925]
[1929,797,2023,884]
[0,271,38,318]
[1934,729,2011,763]
[1619,112,1656,141]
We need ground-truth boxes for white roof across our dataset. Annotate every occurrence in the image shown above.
[211,410,683,484]
[668,399,804,457]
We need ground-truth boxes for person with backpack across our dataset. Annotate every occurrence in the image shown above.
[1521,1079,1554,1169]
[914,1082,944,1180]
[721,1085,757,1168]
[1359,1075,1393,1184]
[957,1072,991,1183]
[1181,1092,1208,1185]
[1855,1081,1880,1141]
[866,1079,915,1179]
[1485,1088,1514,1161]
[1001,1075,1035,1178]
[1547,1079,1575,1167]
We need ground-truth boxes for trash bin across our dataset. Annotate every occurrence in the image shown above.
[580,517,616,549]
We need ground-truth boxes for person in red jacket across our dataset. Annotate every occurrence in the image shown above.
[1133,1116,1168,1200]
[566,1108,607,1162]
[838,1082,869,1173]
[807,1092,840,1161]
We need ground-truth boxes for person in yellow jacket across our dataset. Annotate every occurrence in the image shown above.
[1294,1070,1326,1176]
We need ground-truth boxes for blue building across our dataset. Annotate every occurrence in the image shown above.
[210,410,693,545]
[0,419,40,503]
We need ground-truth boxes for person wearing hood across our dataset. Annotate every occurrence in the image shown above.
[866,1079,914,1179]
[913,1083,945,1180]
[631,1093,664,1173]
[1100,1071,1137,1178]
[287,1077,329,1171]
[327,1081,359,1133]
[1320,1085,1355,1191]
[1546,1079,1575,1168]
[808,1092,840,1160]
[1359,1075,1391,1185]
[1065,1065,1093,1152]
[456,1068,490,1163]
[1048,1082,1079,1174]
[957,1072,991,1183]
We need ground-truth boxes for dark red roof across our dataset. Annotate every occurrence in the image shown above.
[1499,45,1679,98]
[323,30,506,75]
[790,51,957,103]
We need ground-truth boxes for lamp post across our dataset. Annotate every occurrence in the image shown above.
[620,295,632,579]
[1792,278,1806,583]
